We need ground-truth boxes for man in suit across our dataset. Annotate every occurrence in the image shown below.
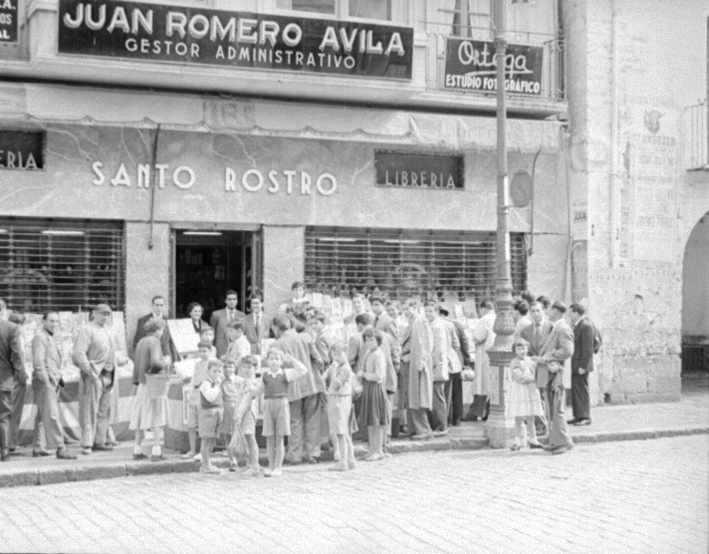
[243,295,269,355]
[210,290,245,359]
[569,302,594,426]
[401,299,434,440]
[440,305,470,427]
[424,301,458,437]
[532,301,575,455]
[0,312,26,461]
[520,301,553,437]
[370,295,400,414]
[3,307,28,454]
[32,312,77,460]
[272,315,325,464]
[72,303,119,455]
[132,295,179,362]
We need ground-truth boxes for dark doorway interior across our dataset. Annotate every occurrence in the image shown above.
[174,230,255,322]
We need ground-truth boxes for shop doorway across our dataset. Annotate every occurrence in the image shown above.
[173,229,261,322]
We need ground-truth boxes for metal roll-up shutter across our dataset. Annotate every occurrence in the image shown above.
[305,227,527,303]
[0,219,125,313]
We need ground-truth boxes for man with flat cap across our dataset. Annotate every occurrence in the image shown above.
[73,304,119,455]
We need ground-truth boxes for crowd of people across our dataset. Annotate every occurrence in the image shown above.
[0,284,598,469]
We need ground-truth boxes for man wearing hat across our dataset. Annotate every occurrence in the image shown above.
[0,303,26,461]
[72,304,118,455]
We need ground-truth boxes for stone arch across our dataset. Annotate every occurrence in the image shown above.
[681,210,709,374]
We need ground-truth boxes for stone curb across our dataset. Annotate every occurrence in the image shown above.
[0,426,706,488]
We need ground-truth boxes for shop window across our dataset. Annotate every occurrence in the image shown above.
[305,227,527,303]
[349,0,391,20]
[277,0,335,14]
[0,219,125,313]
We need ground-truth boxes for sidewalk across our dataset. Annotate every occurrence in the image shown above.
[1,385,706,488]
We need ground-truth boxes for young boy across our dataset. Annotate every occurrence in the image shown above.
[233,355,262,476]
[224,321,251,366]
[182,340,212,461]
[199,326,218,359]
[198,360,224,474]
[259,348,307,477]
[219,359,240,471]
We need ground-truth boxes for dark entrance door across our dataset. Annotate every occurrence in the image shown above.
[173,229,261,322]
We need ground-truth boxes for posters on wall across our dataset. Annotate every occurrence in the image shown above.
[620,105,680,264]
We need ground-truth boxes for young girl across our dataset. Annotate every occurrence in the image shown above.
[259,348,307,477]
[219,359,239,471]
[357,328,390,462]
[198,360,224,474]
[508,338,544,451]
[232,355,261,476]
[325,342,357,471]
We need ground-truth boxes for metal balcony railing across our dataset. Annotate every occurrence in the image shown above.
[686,100,708,171]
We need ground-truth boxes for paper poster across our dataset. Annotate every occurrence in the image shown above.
[168,318,200,356]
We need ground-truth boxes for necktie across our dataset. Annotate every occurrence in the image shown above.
[534,324,542,351]
[229,310,234,323]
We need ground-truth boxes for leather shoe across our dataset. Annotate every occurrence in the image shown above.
[0,448,9,461]
[410,433,433,441]
[33,449,52,457]
[133,453,148,460]
[551,445,574,455]
[567,418,580,425]
[57,448,77,460]
[574,418,592,426]
[528,442,544,450]
[92,444,114,452]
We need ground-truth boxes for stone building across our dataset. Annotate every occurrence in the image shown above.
[564,0,709,403]
[0,0,705,406]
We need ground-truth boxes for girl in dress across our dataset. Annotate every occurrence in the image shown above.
[259,348,307,477]
[357,328,390,462]
[325,342,356,471]
[130,318,171,462]
[508,338,544,451]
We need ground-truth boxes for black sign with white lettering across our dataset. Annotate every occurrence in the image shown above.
[375,152,464,190]
[0,0,18,43]
[57,0,413,79]
[0,131,44,170]
[444,37,543,96]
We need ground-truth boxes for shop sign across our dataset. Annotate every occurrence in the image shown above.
[0,0,17,43]
[58,0,413,79]
[374,151,464,190]
[90,161,338,196]
[0,131,44,170]
[444,37,543,96]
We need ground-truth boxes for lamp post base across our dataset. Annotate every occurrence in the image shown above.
[484,349,516,448]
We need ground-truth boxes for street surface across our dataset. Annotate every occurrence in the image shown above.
[0,435,706,554]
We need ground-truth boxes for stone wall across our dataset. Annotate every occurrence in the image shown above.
[564,0,709,403]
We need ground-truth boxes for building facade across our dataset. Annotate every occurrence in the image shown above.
[2,0,704,405]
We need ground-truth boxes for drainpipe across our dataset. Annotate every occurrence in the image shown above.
[609,0,620,268]
[148,124,161,250]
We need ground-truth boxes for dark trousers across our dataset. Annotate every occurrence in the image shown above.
[0,390,12,450]
[430,381,448,432]
[571,371,591,420]
[8,378,26,448]
[445,373,463,425]
[535,388,549,436]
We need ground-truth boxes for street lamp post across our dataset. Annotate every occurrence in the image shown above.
[484,0,516,448]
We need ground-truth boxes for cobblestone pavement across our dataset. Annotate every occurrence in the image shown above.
[0,435,706,554]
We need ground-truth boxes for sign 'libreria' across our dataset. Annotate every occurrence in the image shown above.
[58,0,413,79]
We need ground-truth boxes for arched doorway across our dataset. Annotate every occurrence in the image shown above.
[682,211,709,383]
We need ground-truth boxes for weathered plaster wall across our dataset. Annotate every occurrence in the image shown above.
[682,212,709,340]
[125,222,171,355]
[565,0,709,403]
